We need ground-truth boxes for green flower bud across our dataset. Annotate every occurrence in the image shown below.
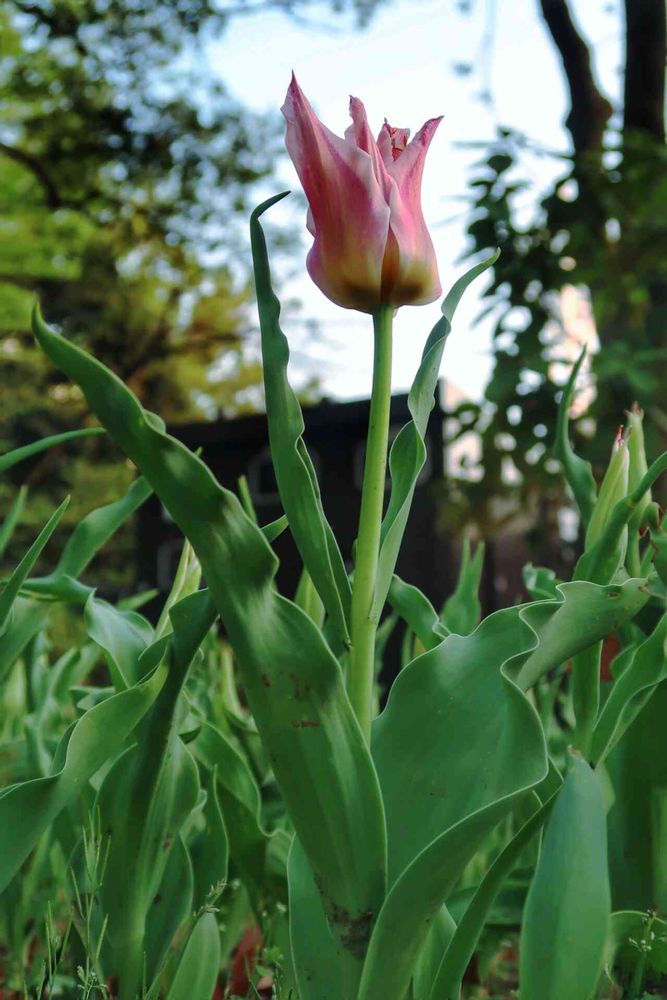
[626,403,651,533]
[585,427,629,552]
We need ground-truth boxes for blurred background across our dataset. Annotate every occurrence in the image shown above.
[1,0,665,608]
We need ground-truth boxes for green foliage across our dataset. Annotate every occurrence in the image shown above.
[0,205,665,997]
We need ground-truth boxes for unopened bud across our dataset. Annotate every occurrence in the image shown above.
[585,427,629,551]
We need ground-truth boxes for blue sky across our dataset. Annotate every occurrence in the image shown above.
[209,0,619,401]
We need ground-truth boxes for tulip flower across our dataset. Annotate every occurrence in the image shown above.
[281,73,442,312]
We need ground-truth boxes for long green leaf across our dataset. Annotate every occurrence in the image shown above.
[0,496,69,633]
[430,795,555,999]
[520,756,610,1000]
[373,252,499,617]
[0,427,104,474]
[251,194,351,645]
[192,720,267,904]
[58,475,152,577]
[165,911,221,1000]
[0,485,28,557]
[592,615,667,765]
[32,305,387,972]
[96,590,216,997]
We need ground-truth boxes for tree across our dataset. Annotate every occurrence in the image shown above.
[0,0,371,581]
[444,0,666,539]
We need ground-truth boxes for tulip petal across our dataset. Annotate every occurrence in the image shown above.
[383,116,443,306]
[281,75,390,311]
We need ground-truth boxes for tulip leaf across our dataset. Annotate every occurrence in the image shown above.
[592,615,667,765]
[430,795,555,1000]
[32,306,387,971]
[0,485,28,558]
[440,539,485,635]
[0,658,166,893]
[387,575,447,651]
[84,593,154,690]
[192,720,267,904]
[144,835,195,986]
[190,769,228,911]
[359,607,548,999]
[165,911,221,1000]
[515,577,649,690]
[0,427,104,474]
[519,756,610,1000]
[96,589,216,997]
[0,597,47,688]
[288,837,345,1000]
[553,346,597,526]
[250,194,351,646]
[58,475,153,578]
[373,251,499,618]
[412,908,455,1000]
[0,496,69,635]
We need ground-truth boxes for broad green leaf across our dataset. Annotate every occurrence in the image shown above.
[373,252,499,618]
[515,578,649,690]
[359,608,547,998]
[165,910,221,1000]
[33,307,386,972]
[553,346,597,525]
[440,539,485,635]
[97,590,215,997]
[592,615,667,765]
[387,575,447,651]
[0,659,166,893]
[520,756,610,1000]
[0,427,104,474]
[0,497,69,633]
[430,795,555,999]
[251,194,351,645]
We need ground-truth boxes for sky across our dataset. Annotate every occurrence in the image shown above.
[209,0,620,402]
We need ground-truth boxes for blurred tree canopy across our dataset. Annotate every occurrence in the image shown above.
[0,0,376,583]
[442,0,666,539]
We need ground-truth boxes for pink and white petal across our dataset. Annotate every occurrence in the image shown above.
[345,96,392,198]
[282,75,390,307]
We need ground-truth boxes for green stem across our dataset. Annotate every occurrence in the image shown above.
[348,306,394,741]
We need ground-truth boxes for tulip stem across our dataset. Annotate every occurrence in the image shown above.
[348,305,394,741]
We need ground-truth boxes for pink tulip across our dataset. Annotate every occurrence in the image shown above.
[281,74,442,312]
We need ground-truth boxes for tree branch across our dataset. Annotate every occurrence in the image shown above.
[538,0,613,155]
[623,0,665,142]
[0,142,62,208]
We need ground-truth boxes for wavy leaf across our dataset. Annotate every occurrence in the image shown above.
[33,305,386,975]
[251,194,351,645]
